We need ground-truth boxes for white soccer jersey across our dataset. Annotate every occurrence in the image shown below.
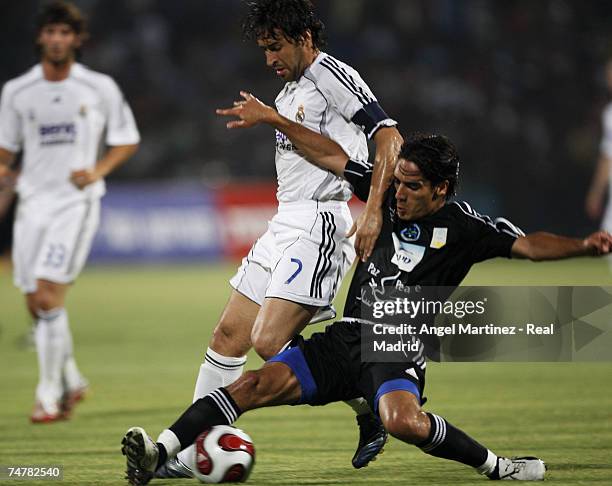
[600,102,612,233]
[274,52,396,202]
[0,63,139,204]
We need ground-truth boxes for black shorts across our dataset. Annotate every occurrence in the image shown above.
[268,320,426,413]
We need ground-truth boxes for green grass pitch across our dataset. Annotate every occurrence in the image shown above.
[0,258,611,485]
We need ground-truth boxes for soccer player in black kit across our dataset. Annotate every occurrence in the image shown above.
[122,105,612,484]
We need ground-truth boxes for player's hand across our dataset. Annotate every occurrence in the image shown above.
[583,230,612,255]
[347,206,383,262]
[216,91,278,129]
[70,169,100,190]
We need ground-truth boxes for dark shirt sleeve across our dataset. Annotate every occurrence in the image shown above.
[343,159,373,202]
[454,202,524,262]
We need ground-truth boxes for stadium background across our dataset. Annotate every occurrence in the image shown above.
[0,1,611,485]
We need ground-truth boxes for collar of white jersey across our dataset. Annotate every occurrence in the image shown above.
[33,62,86,82]
[281,51,329,93]
[302,51,327,80]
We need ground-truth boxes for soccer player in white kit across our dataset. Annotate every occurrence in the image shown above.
[586,58,612,254]
[0,1,139,423]
[156,0,403,477]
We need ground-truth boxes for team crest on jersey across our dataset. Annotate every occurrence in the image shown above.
[295,104,305,123]
[430,227,448,249]
[400,223,420,242]
[79,104,87,117]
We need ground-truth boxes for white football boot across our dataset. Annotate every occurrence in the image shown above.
[492,456,547,480]
[121,427,159,485]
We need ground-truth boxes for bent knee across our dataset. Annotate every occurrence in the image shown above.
[251,332,284,361]
[210,319,251,356]
[30,290,61,314]
[381,410,429,445]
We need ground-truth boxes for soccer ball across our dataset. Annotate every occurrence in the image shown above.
[191,425,255,483]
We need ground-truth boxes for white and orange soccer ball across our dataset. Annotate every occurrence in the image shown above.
[190,426,255,483]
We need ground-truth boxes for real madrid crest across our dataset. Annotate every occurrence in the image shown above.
[295,104,305,123]
[79,104,87,117]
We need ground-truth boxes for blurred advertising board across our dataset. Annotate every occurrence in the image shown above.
[91,183,222,262]
[91,182,364,263]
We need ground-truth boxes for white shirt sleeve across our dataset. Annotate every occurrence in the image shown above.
[102,78,140,146]
[0,83,23,153]
[600,104,612,159]
[312,55,397,139]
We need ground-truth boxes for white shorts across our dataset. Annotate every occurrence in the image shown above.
[230,200,356,307]
[12,197,100,294]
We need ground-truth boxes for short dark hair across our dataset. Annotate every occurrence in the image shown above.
[36,1,88,56]
[242,0,326,49]
[399,134,460,200]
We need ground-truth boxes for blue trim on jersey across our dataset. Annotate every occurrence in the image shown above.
[268,347,318,403]
[374,378,421,413]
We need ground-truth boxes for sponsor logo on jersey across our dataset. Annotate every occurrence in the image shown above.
[275,129,295,151]
[400,223,420,242]
[392,233,425,272]
[295,104,305,123]
[430,227,448,249]
[39,122,76,145]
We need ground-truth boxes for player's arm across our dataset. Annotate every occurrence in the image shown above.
[0,147,16,189]
[350,126,403,261]
[71,144,138,190]
[585,154,610,220]
[0,147,15,173]
[216,91,350,175]
[511,231,612,260]
[0,83,21,183]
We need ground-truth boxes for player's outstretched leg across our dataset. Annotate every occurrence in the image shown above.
[122,362,301,485]
[378,390,546,481]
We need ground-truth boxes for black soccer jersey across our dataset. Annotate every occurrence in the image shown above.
[342,159,525,319]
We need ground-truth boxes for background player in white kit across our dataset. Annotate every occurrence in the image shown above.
[586,58,612,261]
[0,1,139,423]
[157,0,403,477]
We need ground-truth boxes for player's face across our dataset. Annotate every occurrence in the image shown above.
[393,159,447,220]
[38,23,80,65]
[257,31,310,82]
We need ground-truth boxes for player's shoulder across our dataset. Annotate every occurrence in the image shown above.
[1,64,44,97]
[70,63,120,94]
[450,200,524,236]
[306,51,364,88]
[449,200,494,223]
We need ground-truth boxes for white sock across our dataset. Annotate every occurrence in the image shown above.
[345,397,372,416]
[191,348,247,402]
[177,348,246,466]
[61,314,86,391]
[34,308,68,412]
[157,429,182,459]
[476,449,498,475]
